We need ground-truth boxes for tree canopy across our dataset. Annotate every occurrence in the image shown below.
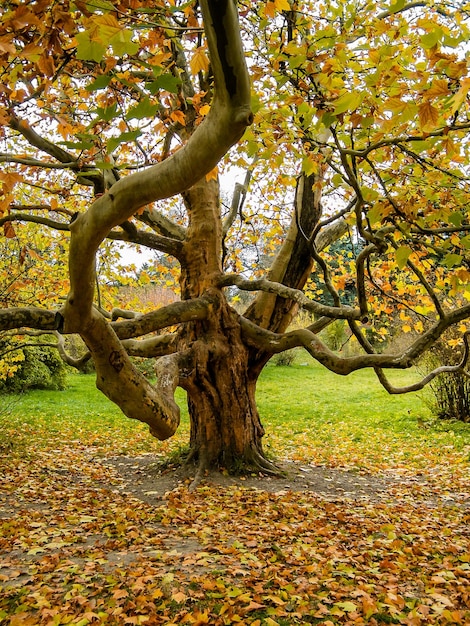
[1,0,470,475]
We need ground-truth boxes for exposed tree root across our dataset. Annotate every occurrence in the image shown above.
[181,445,285,491]
[150,442,286,492]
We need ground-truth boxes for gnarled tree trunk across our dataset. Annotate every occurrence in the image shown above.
[168,173,330,476]
[176,178,274,476]
[182,305,269,476]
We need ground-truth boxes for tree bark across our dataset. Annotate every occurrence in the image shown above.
[182,308,269,477]
[245,173,323,376]
[175,178,274,476]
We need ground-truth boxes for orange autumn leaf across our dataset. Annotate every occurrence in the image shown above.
[4,221,16,238]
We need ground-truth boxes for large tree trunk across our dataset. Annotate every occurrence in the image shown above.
[182,305,271,476]
[176,178,274,476]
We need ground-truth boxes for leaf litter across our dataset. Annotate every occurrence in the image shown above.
[1,435,469,625]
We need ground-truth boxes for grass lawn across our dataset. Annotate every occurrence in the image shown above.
[1,363,469,625]
[2,361,469,470]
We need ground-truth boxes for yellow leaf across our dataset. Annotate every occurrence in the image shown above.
[426,79,450,98]
[190,46,210,75]
[275,0,291,10]
[199,103,210,116]
[205,165,218,181]
[384,97,408,113]
[418,101,439,131]
[449,77,470,114]
[265,1,275,17]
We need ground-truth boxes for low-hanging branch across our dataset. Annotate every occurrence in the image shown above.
[80,310,180,440]
[374,331,470,394]
[0,307,60,332]
[240,307,470,378]
[121,334,177,358]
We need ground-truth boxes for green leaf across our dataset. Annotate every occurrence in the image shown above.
[396,245,413,269]
[86,75,112,92]
[320,111,337,127]
[302,155,318,176]
[287,55,305,69]
[333,91,363,115]
[86,0,115,12]
[126,97,159,120]
[107,129,142,153]
[361,186,379,202]
[387,0,406,13]
[147,74,181,94]
[449,212,464,227]
[460,235,470,249]
[109,30,139,57]
[94,103,118,123]
[367,205,383,225]
[443,253,462,268]
[59,139,95,150]
[75,32,107,62]
[421,30,442,49]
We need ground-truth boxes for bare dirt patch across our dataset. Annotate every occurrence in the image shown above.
[104,455,470,510]
[105,456,397,505]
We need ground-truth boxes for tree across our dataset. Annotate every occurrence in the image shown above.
[1,0,469,482]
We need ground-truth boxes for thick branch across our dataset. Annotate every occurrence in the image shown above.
[121,334,177,357]
[106,228,184,257]
[81,310,179,440]
[111,294,214,339]
[0,308,60,331]
[137,207,186,240]
[220,274,362,321]
[63,0,253,331]
[244,172,322,332]
[240,307,470,377]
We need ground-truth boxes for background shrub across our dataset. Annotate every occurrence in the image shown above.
[0,338,69,393]
[420,328,470,423]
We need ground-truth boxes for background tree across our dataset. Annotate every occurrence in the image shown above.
[0,0,469,482]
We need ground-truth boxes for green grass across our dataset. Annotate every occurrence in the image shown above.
[259,363,470,470]
[2,362,469,471]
